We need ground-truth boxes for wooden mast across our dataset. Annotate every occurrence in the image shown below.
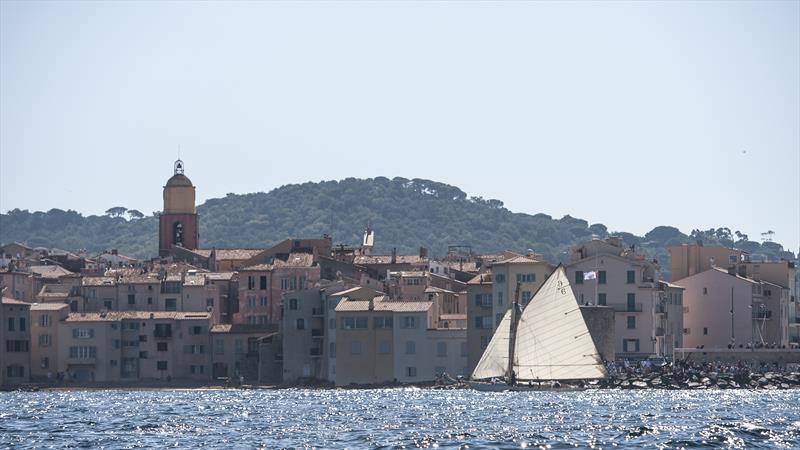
[506,282,521,383]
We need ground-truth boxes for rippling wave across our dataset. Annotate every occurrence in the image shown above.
[1,389,799,448]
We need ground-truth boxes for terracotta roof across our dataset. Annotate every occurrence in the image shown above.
[710,267,759,284]
[240,264,272,271]
[335,297,432,313]
[493,255,542,265]
[29,265,74,278]
[65,311,211,322]
[658,280,684,289]
[119,275,160,284]
[30,302,70,311]
[206,272,236,281]
[166,173,193,187]
[82,277,117,287]
[210,323,278,334]
[213,249,265,261]
[273,253,315,268]
[440,314,467,320]
[353,255,428,265]
[466,273,492,285]
[190,249,213,258]
[391,271,426,277]
[2,297,30,306]
[183,275,206,286]
[37,284,75,299]
[425,286,455,294]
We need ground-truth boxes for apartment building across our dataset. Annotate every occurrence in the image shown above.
[2,298,31,386]
[57,311,212,382]
[490,254,555,327]
[235,253,320,325]
[465,273,492,374]
[334,295,466,386]
[29,303,69,381]
[567,237,681,359]
[211,323,276,381]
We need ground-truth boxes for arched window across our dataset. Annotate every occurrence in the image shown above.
[173,222,184,246]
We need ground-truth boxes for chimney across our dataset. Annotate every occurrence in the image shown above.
[419,247,428,259]
[391,248,397,264]
[368,297,375,311]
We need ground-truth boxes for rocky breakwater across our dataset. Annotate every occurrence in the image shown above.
[594,371,800,390]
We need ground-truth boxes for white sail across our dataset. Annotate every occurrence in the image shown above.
[471,308,512,380]
[513,266,607,380]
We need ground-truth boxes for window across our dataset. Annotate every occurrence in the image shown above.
[295,318,305,330]
[522,291,532,305]
[235,338,245,354]
[405,341,416,355]
[494,274,505,283]
[247,276,255,290]
[139,351,148,359]
[73,328,95,339]
[703,327,708,335]
[626,270,635,284]
[623,339,640,353]
[69,346,96,359]
[157,361,168,371]
[480,335,489,349]
[436,342,447,357]
[39,315,51,327]
[39,334,51,346]
[147,297,153,305]
[497,291,504,305]
[703,287,708,295]
[374,316,393,329]
[214,339,224,355]
[7,317,13,331]
[41,357,49,369]
[259,276,267,290]
[598,271,606,284]
[154,324,172,338]
[378,340,391,354]
[6,340,29,352]
[139,334,147,342]
[406,367,417,377]
[329,342,337,358]
[281,278,290,290]
[400,316,418,329]
[157,342,168,352]
[289,298,298,310]
[164,298,177,311]
[627,293,636,312]
[128,294,136,305]
[207,298,214,308]
[329,318,336,330]
[516,273,535,282]
[258,296,267,307]
[190,326,203,335]
[627,316,636,329]
[575,271,584,284]
[6,365,24,378]
[103,300,113,310]
[598,293,607,306]
[350,341,362,355]
[190,365,205,375]
[18,317,25,332]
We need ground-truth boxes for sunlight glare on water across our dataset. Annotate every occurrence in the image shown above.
[1,389,799,449]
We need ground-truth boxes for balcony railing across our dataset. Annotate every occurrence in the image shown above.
[311,308,324,317]
[613,303,643,313]
[311,329,324,338]
[752,310,772,320]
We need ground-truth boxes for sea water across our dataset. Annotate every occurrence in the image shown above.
[1,388,799,448]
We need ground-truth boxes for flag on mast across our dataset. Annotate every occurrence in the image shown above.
[583,271,597,281]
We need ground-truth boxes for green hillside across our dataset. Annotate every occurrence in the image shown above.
[1,177,795,280]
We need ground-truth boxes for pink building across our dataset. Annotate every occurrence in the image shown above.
[234,253,320,325]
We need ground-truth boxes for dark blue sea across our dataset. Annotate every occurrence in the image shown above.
[1,388,799,449]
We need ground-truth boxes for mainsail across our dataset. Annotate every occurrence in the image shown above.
[514,266,607,380]
[471,266,607,381]
[471,308,512,380]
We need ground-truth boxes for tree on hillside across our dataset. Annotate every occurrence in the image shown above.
[127,209,144,220]
[105,207,127,217]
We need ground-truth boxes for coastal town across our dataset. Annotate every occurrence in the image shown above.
[1,160,798,389]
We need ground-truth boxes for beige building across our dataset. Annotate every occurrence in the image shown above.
[334,295,466,386]
[490,254,555,327]
[2,297,31,386]
[210,323,276,382]
[29,303,69,381]
[679,268,763,349]
[567,237,682,359]
[465,273,492,374]
[58,311,212,382]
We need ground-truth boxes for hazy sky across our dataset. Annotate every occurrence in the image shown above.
[1,1,798,252]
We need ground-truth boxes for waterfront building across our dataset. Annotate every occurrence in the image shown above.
[490,254,555,328]
[567,237,682,359]
[57,311,212,382]
[29,302,69,381]
[465,273,492,374]
[1,297,31,386]
[210,323,277,382]
[0,265,78,302]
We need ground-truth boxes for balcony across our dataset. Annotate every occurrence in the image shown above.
[752,310,773,320]
[312,307,324,317]
[153,330,172,339]
[613,303,643,313]
[311,329,324,338]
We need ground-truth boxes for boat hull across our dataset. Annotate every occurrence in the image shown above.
[467,380,585,392]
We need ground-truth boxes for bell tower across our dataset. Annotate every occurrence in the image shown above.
[159,159,199,256]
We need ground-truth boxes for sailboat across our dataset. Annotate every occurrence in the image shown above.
[469,265,607,391]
